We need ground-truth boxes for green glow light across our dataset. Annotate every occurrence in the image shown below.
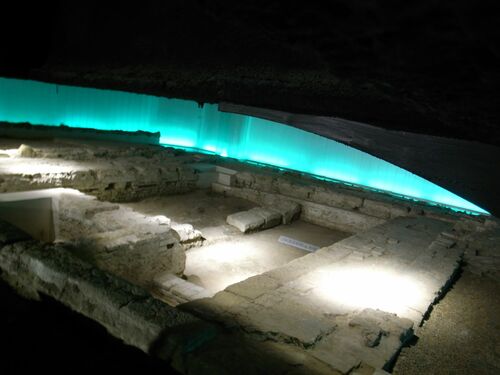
[0,77,489,215]
[159,136,196,148]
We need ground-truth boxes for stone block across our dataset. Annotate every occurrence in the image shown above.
[217,172,235,187]
[211,291,250,310]
[163,243,186,276]
[247,207,282,229]
[18,144,35,157]
[239,187,261,202]
[349,308,414,335]
[211,182,232,195]
[154,273,184,291]
[191,288,214,299]
[225,275,281,300]
[311,346,361,374]
[171,281,209,300]
[277,179,312,200]
[267,199,301,224]
[171,223,202,242]
[234,171,255,188]
[226,210,265,233]
[434,236,456,248]
[195,171,217,188]
[300,200,385,233]
[310,309,413,373]
[181,290,248,323]
[315,245,352,262]
[253,174,276,192]
[178,167,197,181]
[215,165,238,175]
[347,250,367,261]
[370,247,385,257]
[360,198,409,220]
[310,187,363,210]
[236,297,336,346]
[83,204,120,219]
[264,253,330,284]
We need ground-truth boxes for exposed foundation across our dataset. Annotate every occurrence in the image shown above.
[0,134,498,374]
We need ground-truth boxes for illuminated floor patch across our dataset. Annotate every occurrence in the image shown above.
[183,216,463,372]
[185,220,348,294]
[0,77,489,214]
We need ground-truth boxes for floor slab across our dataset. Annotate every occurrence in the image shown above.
[185,220,349,294]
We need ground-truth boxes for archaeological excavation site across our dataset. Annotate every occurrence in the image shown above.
[1,2,500,374]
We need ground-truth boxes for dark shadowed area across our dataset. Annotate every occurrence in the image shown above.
[0,280,179,374]
[2,1,500,145]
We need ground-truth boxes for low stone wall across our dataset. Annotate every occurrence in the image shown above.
[0,220,204,354]
[213,182,384,233]
[57,191,186,283]
[211,160,485,233]
[0,140,202,202]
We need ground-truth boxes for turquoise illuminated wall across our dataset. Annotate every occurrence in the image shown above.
[0,77,488,214]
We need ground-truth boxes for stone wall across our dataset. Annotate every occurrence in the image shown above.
[211,161,484,233]
[0,220,203,353]
[0,140,203,202]
[56,191,186,284]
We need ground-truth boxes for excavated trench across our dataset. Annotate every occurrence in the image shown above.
[1,132,495,375]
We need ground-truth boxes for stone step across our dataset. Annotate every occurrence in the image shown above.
[152,273,213,306]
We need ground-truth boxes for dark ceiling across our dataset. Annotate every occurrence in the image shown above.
[1,0,499,146]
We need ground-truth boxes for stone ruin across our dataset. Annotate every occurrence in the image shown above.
[0,134,499,375]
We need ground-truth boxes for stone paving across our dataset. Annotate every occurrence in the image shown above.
[183,216,463,373]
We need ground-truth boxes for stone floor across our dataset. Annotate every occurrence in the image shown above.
[185,220,349,294]
[183,216,463,373]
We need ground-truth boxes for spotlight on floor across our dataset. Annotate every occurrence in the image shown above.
[314,265,424,317]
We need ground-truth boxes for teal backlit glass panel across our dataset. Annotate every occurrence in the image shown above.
[0,77,489,214]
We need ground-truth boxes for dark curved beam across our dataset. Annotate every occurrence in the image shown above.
[220,103,500,217]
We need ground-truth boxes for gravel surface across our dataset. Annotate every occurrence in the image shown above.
[394,269,500,374]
